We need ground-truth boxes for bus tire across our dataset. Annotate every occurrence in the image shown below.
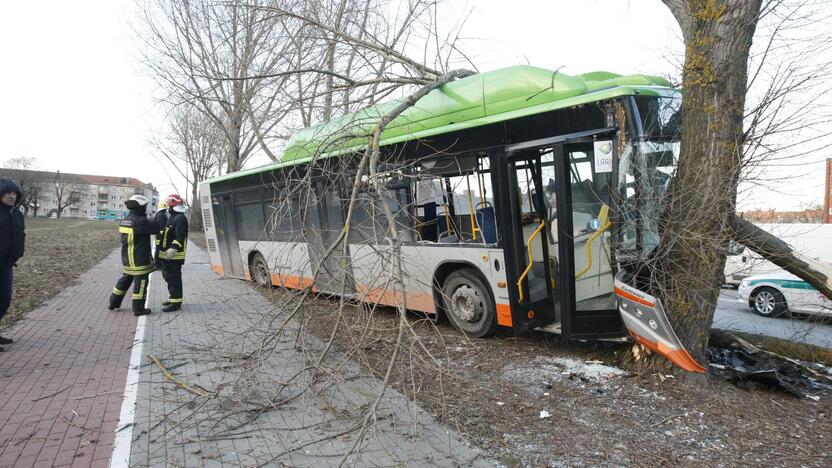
[249,252,271,288]
[442,269,497,338]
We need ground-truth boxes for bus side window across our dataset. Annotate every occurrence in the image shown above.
[267,191,301,243]
[348,191,380,244]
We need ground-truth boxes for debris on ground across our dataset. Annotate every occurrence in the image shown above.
[708,333,832,398]
[501,355,625,394]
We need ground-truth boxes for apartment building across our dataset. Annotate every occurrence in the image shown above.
[0,169,157,219]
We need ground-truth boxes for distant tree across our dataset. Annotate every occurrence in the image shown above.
[0,157,46,216]
[140,0,291,173]
[52,171,79,218]
[153,106,225,230]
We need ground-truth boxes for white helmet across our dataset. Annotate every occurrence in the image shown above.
[125,194,150,210]
[172,203,188,213]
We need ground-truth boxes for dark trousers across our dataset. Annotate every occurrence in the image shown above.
[109,273,150,312]
[161,260,183,304]
[0,268,12,322]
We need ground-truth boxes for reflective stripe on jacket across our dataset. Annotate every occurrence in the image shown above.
[160,211,189,262]
[120,210,161,275]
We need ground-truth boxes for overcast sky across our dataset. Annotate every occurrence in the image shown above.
[0,1,826,210]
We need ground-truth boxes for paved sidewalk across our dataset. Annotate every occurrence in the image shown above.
[0,249,138,468]
[129,245,489,467]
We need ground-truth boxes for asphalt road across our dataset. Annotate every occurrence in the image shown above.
[713,288,832,349]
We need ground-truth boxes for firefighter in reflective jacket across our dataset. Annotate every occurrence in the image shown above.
[159,194,188,312]
[108,195,160,316]
[153,200,169,268]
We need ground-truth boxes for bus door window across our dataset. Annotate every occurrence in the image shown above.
[567,145,615,311]
[514,159,548,303]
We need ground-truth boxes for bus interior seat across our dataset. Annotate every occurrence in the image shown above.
[476,205,498,243]
[438,231,459,243]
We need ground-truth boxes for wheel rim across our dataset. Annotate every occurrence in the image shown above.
[450,284,484,323]
[755,291,776,314]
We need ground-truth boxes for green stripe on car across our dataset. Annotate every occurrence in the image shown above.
[749,279,816,290]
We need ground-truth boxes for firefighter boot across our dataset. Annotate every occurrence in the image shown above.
[162,303,181,313]
[108,293,124,311]
[132,299,151,316]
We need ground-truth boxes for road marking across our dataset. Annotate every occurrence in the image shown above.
[109,273,151,468]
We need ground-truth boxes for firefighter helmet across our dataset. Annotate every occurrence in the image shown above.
[166,194,183,206]
[166,194,188,213]
[125,194,150,210]
[157,200,168,210]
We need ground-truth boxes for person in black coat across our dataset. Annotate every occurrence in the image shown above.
[159,194,188,312]
[0,177,25,351]
[108,195,161,316]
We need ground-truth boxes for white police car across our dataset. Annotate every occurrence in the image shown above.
[738,271,832,318]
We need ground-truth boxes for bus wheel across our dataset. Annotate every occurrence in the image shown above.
[442,269,496,338]
[250,253,271,288]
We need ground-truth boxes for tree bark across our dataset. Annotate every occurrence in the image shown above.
[648,1,763,370]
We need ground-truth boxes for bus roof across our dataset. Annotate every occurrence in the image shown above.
[205,65,675,185]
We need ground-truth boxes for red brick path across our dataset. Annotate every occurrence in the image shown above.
[0,249,138,468]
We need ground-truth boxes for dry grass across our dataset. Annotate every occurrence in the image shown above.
[253,284,831,467]
[1,217,119,331]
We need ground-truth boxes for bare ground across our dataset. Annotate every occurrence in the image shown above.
[1,217,120,331]
[253,285,831,467]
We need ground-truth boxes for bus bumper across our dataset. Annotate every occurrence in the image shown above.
[613,272,706,373]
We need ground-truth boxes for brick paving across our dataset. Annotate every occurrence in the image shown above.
[130,245,490,467]
[0,249,138,468]
[0,244,490,467]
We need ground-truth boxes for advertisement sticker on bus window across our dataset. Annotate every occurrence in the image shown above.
[593,140,614,173]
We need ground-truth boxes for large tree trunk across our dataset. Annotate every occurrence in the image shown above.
[729,216,832,298]
[648,1,763,370]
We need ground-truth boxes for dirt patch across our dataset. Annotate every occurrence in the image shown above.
[253,285,831,466]
[1,217,119,331]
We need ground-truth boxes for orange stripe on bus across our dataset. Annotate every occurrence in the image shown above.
[210,264,224,275]
[354,284,436,314]
[496,304,512,327]
[628,331,706,373]
[270,273,315,290]
[614,287,656,308]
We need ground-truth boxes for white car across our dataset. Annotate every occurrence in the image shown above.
[738,271,832,318]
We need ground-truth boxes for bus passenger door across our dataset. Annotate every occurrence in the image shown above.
[555,142,623,339]
[497,150,558,332]
[213,194,244,278]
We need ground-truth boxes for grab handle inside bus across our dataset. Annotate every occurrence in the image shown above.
[575,204,611,279]
[517,220,546,303]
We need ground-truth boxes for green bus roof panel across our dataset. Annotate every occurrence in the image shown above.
[209,66,677,184]
[280,65,672,163]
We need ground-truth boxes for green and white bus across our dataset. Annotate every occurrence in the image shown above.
[199,65,704,372]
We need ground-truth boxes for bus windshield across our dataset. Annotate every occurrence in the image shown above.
[618,96,681,260]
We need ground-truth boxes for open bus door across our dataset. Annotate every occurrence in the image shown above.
[497,148,559,332]
[555,142,624,339]
[498,130,624,338]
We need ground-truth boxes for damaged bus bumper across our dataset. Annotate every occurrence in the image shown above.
[613,272,706,373]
